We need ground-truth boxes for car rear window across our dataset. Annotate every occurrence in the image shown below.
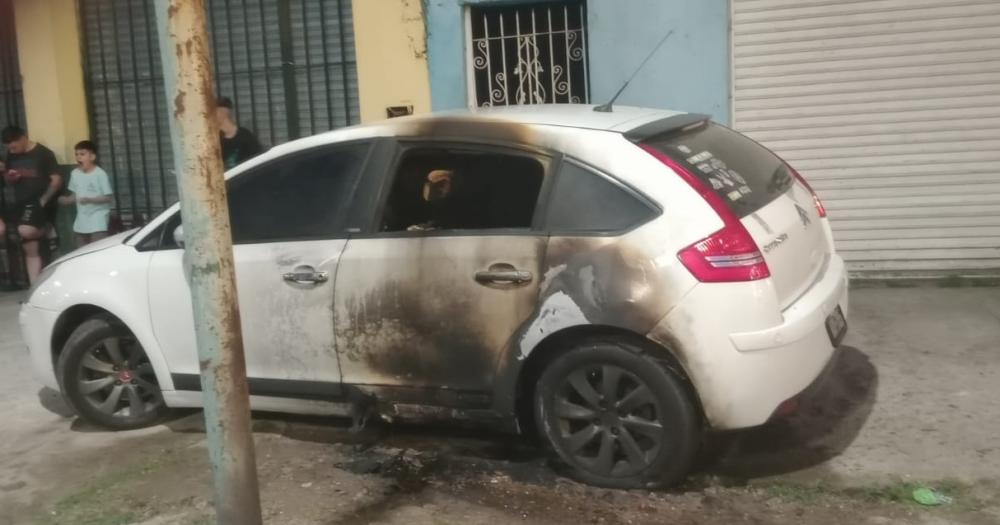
[643,122,793,217]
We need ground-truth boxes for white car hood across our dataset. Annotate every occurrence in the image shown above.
[50,229,139,266]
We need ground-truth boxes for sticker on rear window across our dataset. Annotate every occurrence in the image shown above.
[697,163,714,174]
[708,177,724,190]
[715,170,736,187]
[686,151,713,164]
[727,190,743,201]
[676,145,692,154]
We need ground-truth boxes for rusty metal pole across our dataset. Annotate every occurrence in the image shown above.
[153,1,262,523]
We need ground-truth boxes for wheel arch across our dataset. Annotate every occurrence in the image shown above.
[49,303,175,392]
[51,304,117,365]
[512,324,704,435]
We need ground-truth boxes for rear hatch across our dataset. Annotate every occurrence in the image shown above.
[643,122,829,308]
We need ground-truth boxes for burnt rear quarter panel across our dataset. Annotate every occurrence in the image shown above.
[491,221,699,419]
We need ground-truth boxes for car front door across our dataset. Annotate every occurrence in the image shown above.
[333,143,551,398]
[148,142,373,396]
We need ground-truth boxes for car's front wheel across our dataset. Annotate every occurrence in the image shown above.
[57,317,168,430]
[534,339,700,488]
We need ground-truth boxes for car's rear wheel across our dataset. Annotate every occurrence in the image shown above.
[534,339,699,488]
[57,317,167,430]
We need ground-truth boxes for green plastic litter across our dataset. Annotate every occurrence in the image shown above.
[912,487,953,506]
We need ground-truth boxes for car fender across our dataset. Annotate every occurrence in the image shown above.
[29,245,176,391]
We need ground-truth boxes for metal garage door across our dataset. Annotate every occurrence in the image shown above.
[80,0,360,225]
[732,0,1000,276]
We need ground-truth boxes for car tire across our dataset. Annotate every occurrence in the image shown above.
[534,339,699,489]
[57,317,168,430]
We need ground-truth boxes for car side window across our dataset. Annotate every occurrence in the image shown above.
[379,146,546,233]
[227,143,369,243]
[544,160,658,234]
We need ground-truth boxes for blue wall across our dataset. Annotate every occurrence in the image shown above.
[425,0,731,123]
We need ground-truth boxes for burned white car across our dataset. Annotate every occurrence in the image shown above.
[20,105,848,488]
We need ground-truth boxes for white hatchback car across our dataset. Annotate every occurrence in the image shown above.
[20,105,848,488]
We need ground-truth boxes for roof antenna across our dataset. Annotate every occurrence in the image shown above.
[593,29,675,113]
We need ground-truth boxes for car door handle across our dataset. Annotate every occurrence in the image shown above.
[282,266,329,285]
[475,267,533,285]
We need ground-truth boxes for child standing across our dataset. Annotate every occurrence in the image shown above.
[59,141,113,247]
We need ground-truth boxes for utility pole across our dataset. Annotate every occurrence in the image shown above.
[153,1,262,523]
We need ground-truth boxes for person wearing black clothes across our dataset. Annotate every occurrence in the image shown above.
[0,126,64,284]
[215,97,263,170]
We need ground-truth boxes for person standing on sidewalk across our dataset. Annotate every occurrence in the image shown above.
[215,96,263,170]
[59,140,113,247]
[0,126,63,284]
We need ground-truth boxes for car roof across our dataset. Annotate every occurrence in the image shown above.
[376,104,685,134]
[235,105,692,175]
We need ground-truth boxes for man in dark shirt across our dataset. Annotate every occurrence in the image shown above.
[216,97,263,170]
[0,125,64,284]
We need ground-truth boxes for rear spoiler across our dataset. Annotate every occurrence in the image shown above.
[623,113,711,143]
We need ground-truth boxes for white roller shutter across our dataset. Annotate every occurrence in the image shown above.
[732,0,1000,276]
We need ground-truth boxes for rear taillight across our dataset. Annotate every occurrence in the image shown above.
[677,226,771,282]
[639,144,770,283]
[789,167,827,218]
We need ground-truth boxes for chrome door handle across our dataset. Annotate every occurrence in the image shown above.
[475,268,533,285]
[282,266,329,284]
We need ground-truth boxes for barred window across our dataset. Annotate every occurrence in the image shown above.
[469,1,589,107]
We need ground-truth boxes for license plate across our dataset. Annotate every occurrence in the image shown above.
[825,306,847,347]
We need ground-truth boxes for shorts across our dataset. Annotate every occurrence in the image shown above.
[16,202,56,230]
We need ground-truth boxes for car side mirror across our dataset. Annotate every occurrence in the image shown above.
[173,224,185,248]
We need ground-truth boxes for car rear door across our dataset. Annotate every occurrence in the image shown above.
[332,142,552,395]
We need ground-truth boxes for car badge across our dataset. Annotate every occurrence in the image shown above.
[795,204,812,227]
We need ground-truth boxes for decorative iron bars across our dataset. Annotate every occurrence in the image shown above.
[0,0,23,129]
[79,0,360,226]
[470,1,589,107]
[0,0,27,288]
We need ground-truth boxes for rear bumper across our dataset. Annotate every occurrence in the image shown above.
[18,302,60,390]
[730,256,849,351]
[649,255,849,430]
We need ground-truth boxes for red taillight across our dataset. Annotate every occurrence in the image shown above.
[639,144,771,283]
[677,226,771,282]
[789,167,827,218]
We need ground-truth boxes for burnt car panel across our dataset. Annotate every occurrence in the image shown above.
[333,235,547,391]
[489,220,701,419]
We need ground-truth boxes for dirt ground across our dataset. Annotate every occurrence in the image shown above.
[2,286,999,525]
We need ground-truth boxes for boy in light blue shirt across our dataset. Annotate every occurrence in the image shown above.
[59,140,113,247]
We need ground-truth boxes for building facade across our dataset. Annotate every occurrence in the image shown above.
[2,0,430,225]
[2,0,998,278]
[422,0,1000,277]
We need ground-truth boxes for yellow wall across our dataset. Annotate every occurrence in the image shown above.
[351,0,432,123]
[13,0,89,162]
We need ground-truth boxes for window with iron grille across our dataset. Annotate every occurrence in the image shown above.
[469,1,589,107]
[0,0,27,288]
[0,0,24,128]
[79,0,360,226]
